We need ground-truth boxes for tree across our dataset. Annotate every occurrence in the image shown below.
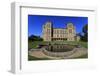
[82,24,88,42]
[83,24,88,34]
[28,35,43,41]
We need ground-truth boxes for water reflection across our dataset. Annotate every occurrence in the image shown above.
[45,45,75,52]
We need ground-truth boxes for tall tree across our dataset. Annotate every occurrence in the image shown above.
[82,24,88,42]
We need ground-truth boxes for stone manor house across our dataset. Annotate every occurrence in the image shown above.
[42,21,80,41]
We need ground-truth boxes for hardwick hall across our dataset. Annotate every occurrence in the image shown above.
[42,21,80,41]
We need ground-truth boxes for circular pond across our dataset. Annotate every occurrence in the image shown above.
[44,44,76,52]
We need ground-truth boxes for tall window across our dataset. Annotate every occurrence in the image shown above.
[69,29,72,33]
[57,30,59,34]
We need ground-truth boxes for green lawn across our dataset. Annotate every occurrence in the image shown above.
[28,41,88,49]
[28,41,51,49]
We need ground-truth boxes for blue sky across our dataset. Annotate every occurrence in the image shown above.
[28,15,88,37]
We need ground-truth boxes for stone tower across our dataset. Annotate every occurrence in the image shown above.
[42,21,52,41]
[67,23,76,41]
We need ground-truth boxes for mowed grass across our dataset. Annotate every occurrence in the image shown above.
[28,41,88,49]
[28,41,51,49]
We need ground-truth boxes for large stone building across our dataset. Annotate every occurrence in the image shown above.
[42,21,80,41]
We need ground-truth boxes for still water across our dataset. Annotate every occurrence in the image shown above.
[45,44,76,52]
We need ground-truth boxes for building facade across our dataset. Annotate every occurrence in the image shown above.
[42,21,80,41]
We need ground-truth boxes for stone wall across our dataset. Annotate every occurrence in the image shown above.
[42,48,77,58]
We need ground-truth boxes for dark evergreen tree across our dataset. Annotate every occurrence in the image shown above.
[28,35,43,41]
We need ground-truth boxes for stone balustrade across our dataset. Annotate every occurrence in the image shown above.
[42,48,77,58]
